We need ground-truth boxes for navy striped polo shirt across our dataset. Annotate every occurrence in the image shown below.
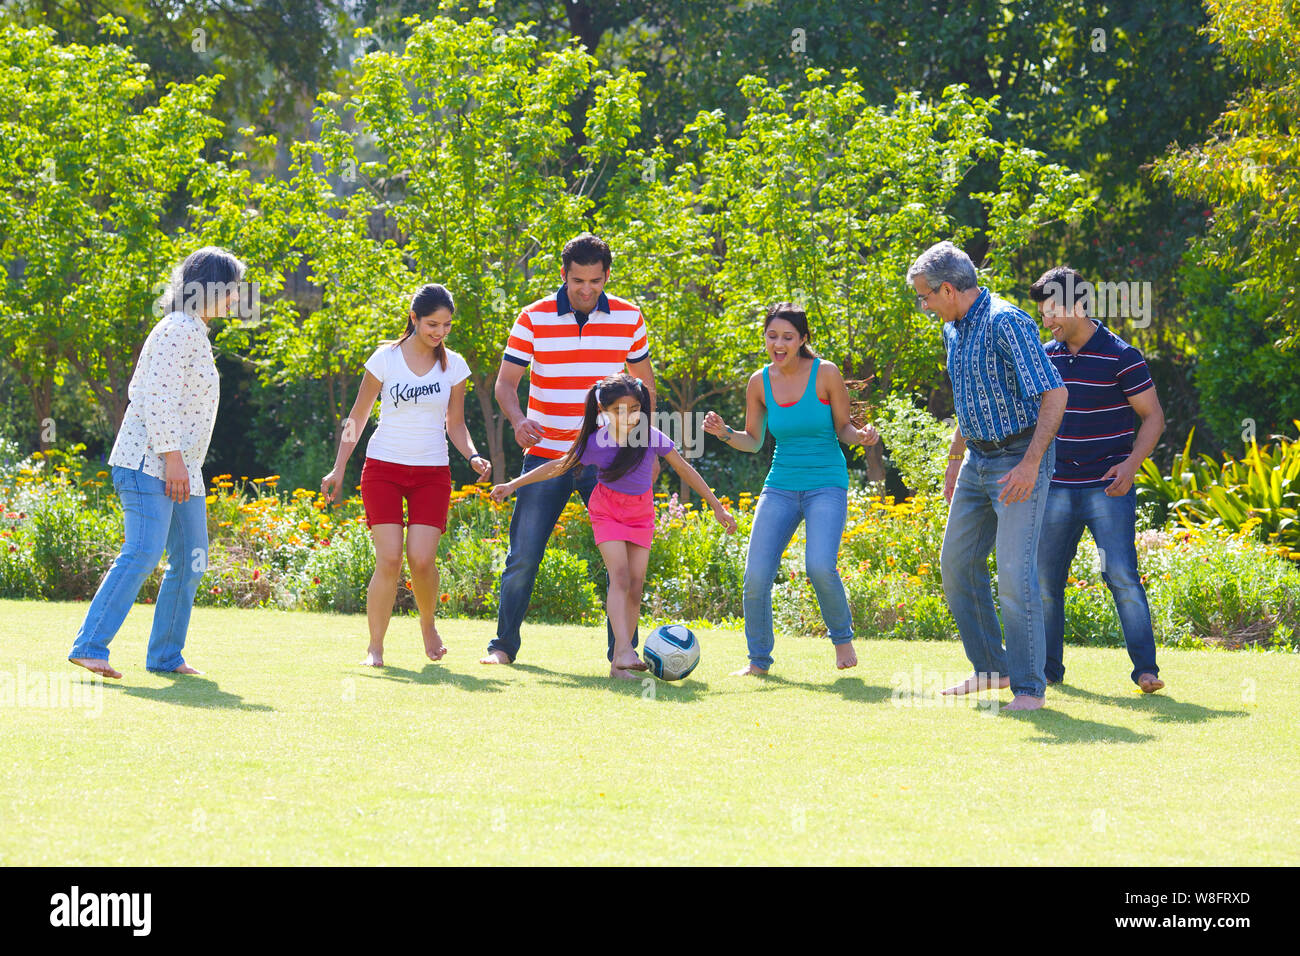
[1044,321,1154,488]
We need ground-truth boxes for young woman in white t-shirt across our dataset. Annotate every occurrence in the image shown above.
[322,284,492,666]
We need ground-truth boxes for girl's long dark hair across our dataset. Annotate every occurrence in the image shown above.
[557,372,652,482]
[393,283,454,371]
[764,301,817,359]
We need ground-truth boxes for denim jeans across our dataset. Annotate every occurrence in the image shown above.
[939,436,1054,698]
[68,465,208,671]
[490,452,634,662]
[743,485,853,670]
[1038,484,1158,684]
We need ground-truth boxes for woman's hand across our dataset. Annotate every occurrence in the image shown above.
[713,503,737,534]
[489,481,516,504]
[702,411,730,439]
[164,452,190,503]
[857,424,880,446]
[321,468,343,503]
[470,455,492,481]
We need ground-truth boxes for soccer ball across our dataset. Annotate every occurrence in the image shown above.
[642,624,700,681]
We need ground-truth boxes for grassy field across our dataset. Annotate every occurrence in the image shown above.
[1,598,1295,865]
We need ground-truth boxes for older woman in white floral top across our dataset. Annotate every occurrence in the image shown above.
[69,247,246,679]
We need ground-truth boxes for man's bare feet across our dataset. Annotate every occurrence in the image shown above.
[361,648,383,667]
[423,626,447,662]
[834,643,857,669]
[1004,694,1044,711]
[170,664,203,675]
[68,658,121,680]
[941,673,1010,696]
[479,650,511,665]
[730,663,768,677]
[609,665,640,680]
[1137,673,1164,694]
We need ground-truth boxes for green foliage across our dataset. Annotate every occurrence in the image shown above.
[490,548,604,626]
[872,395,954,496]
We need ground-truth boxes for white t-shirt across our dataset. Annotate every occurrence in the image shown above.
[363,342,471,466]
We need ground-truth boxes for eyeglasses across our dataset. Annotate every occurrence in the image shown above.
[915,285,944,310]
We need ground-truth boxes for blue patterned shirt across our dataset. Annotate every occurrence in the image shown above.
[943,288,1064,442]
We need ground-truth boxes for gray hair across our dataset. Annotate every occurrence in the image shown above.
[154,246,247,318]
[906,241,977,292]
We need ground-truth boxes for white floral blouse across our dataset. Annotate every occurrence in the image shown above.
[108,311,220,496]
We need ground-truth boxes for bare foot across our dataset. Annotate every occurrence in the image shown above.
[361,648,383,667]
[480,649,511,665]
[170,664,204,675]
[730,663,768,677]
[1137,673,1164,694]
[941,673,1010,696]
[69,658,122,680]
[1004,694,1044,712]
[423,626,447,662]
[609,665,640,680]
[835,643,857,669]
[613,653,648,672]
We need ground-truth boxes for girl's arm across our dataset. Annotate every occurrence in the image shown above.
[322,370,383,502]
[702,372,767,453]
[446,380,492,481]
[822,362,879,447]
[490,456,572,502]
[662,448,737,533]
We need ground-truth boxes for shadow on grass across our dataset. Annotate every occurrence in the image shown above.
[356,663,508,692]
[739,673,895,704]
[112,675,275,711]
[1009,707,1156,743]
[511,662,712,701]
[1053,683,1248,723]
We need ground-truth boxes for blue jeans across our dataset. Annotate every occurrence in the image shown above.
[68,465,208,671]
[1038,484,1158,685]
[939,436,1054,698]
[743,485,853,670]
[490,453,634,662]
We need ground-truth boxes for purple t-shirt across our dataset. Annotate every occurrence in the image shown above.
[578,424,675,495]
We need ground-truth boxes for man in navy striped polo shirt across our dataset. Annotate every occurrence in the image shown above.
[909,241,1068,712]
[1030,266,1166,693]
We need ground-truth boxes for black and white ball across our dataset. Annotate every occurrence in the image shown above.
[642,624,700,681]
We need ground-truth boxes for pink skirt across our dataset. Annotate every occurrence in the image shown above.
[588,482,655,549]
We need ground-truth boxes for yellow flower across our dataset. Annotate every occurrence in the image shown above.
[205,495,216,504]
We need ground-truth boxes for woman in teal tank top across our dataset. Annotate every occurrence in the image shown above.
[703,302,881,676]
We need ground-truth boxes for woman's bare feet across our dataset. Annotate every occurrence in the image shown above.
[1137,673,1165,694]
[423,625,447,662]
[68,658,122,680]
[834,643,857,669]
[941,673,1010,695]
[612,652,648,672]
[1004,694,1044,711]
[479,650,510,665]
[609,665,640,680]
[730,663,768,677]
[361,648,384,667]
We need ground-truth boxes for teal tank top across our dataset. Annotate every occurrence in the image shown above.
[762,357,848,491]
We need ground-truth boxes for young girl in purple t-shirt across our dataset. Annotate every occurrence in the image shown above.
[491,373,736,678]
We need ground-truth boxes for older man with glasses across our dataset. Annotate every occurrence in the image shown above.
[907,241,1068,712]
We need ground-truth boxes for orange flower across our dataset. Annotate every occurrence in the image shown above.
[440,593,450,603]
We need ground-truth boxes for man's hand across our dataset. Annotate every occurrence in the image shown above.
[1102,459,1139,496]
[512,418,544,449]
[996,455,1041,504]
[944,459,962,503]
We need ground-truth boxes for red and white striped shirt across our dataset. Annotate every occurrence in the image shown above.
[503,284,650,460]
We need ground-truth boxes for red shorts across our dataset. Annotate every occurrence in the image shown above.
[360,457,451,531]
[588,482,655,549]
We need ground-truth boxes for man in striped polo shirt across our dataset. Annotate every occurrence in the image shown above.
[1030,266,1166,693]
[483,233,656,668]
[908,241,1068,712]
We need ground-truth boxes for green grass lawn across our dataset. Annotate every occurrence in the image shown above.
[2,598,1295,865]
